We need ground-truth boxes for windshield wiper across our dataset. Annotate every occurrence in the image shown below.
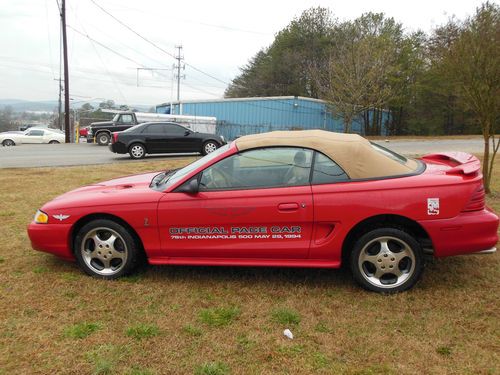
[156,168,180,186]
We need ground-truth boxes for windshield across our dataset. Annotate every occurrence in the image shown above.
[162,144,230,188]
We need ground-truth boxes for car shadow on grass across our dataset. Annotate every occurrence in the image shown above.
[148,264,354,289]
[42,253,496,292]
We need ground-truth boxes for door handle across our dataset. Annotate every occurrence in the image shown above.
[278,203,299,211]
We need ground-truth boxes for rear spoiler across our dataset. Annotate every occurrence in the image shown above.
[421,152,481,175]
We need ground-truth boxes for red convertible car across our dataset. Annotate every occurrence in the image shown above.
[28,130,498,293]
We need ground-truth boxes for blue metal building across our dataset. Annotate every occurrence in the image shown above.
[156,96,387,140]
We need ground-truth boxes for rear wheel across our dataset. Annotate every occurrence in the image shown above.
[49,140,60,144]
[350,228,423,293]
[202,140,218,155]
[2,139,15,146]
[74,219,139,279]
[129,143,146,159]
[96,132,110,146]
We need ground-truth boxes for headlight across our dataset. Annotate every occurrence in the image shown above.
[34,210,49,224]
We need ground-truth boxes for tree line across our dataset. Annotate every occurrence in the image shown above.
[225,3,498,136]
[225,3,499,192]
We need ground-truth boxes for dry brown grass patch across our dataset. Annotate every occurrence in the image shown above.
[0,157,498,374]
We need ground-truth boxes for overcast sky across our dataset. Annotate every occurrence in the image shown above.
[0,0,491,107]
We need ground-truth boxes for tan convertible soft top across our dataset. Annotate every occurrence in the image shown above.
[235,130,419,179]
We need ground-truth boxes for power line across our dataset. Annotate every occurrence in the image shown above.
[70,7,128,104]
[67,26,173,85]
[67,25,144,67]
[89,0,234,87]
[94,0,272,36]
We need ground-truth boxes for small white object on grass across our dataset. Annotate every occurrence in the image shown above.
[385,139,390,142]
[283,329,293,339]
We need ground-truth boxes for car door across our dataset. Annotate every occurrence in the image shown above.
[142,123,167,153]
[157,147,314,259]
[22,129,45,144]
[309,151,351,260]
[163,123,198,152]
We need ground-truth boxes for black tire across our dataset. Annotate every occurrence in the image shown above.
[350,228,424,293]
[96,132,110,146]
[2,139,15,146]
[49,140,60,144]
[202,140,219,155]
[128,143,146,159]
[74,219,140,279]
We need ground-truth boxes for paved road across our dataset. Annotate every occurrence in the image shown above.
[0,142,199,168]
[0,137,484,168]
[376,138,483,156]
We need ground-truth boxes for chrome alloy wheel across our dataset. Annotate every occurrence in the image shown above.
[204,142,217,154]
[81,227,128,276]
[358,236,416,289]
[130,144,145,158]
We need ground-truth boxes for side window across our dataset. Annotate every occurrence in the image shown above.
[28,130,44,136]
[142,124,165,134]
[165,124,187,135]
[312,152,349,184]
[120,114,134,124]
[199,147,313,191]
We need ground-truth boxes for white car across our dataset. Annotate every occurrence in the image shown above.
[0,128,65,146]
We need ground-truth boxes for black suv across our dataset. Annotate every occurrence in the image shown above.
[109,122,226,159]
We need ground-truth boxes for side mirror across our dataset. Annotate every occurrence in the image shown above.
[175,177,199,194]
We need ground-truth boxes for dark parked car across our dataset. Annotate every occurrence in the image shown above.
[109,122,226,159]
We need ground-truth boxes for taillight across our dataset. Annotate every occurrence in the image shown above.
[462,184,485,212]
[112,132,118,143]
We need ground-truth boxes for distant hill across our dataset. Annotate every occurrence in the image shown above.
[0,99,153,113]
[0,99,59,112]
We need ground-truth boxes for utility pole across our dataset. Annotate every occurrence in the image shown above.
[56,78,62,130]
[174,45,185,102]
[61,0,70,143]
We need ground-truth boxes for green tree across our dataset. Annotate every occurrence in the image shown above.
[225,7,334,98]
[99,100,115,109]
[314,13,405,133]
[439,2,499,192]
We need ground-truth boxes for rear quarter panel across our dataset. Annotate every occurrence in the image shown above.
[310,171,482,261]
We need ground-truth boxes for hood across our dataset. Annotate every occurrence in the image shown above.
[42,171,163,210]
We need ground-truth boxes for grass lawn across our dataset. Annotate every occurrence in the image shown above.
[0,157,498,374]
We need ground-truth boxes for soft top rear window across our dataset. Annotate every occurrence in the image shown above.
[370,142,407,164]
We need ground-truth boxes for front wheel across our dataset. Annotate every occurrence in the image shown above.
[350,228,424,293]
[202,141,219,155]
[129,143,146,159]
[96,132,110,146]
[2,139,15,146]
[74,219,140,279]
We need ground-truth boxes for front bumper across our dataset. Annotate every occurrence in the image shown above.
[27,222,74,260]
[419,208,499,257]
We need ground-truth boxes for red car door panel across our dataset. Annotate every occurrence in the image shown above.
[158,186,313,259]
